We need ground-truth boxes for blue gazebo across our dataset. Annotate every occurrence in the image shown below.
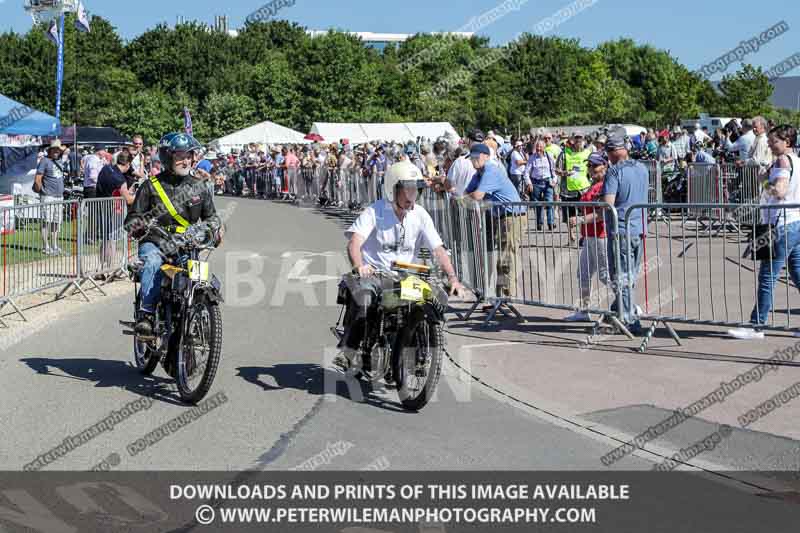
[0,94,60,137]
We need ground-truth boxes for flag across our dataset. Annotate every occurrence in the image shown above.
[75,1,91,32]
[183,107,193,136]
[55,14,65,122]
[46,20,59,45]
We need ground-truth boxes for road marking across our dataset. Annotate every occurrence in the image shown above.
[459,342,517,349]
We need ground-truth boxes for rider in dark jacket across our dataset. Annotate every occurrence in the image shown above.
[125,133,222,336]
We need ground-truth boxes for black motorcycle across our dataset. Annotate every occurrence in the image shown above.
[332,262,448,411]
[662,167,688,206]
[121,222,224,404]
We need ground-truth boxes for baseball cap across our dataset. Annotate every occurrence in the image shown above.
[605,132,627,151]
[571,130,585,138]
[587,152,607,166]
[469,143,491,157]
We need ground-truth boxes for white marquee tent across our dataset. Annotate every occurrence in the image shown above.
[310,122,460,144]
[208,120,310,152]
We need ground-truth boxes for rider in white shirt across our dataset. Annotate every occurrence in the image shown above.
[346,161,465,289]
[339,161,466,361]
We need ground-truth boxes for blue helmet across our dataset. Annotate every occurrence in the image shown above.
[158,132,202,169]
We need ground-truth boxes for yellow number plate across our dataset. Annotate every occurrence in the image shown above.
[400,277,425,302]
[187,260,209,281]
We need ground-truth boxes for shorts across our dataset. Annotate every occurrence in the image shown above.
[40,195,63,224]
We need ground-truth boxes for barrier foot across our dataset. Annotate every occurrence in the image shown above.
[608,315,634,340]
[461,297,483,322]
[665,321,682,346]
[638,322,658,353]
[503,301,526,323]
[0,299,27,327]
[482,300,503,325]
[83,276,107,297]
[56,280,90,302]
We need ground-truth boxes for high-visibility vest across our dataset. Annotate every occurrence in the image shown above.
[149,175,190,233]
[544,143,561,160]
[564,147,592,192]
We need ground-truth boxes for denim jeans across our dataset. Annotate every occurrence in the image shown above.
[138,242,164,314]
[531,181,554,226]
[607,233,643,328]
[751,220,800,326]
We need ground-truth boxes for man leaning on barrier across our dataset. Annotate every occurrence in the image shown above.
[602,132,649,336]
[465,143,525,300]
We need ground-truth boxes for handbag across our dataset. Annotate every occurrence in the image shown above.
[746,222,780,261]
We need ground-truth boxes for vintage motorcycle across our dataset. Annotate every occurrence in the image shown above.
[332,261,448,411]
[120,222,224,404]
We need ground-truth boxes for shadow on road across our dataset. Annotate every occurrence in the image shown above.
[445,310,800,368]
[20,356,185,405]
[236,363,411,413]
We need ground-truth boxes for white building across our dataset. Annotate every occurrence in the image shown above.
[306,31,474,51]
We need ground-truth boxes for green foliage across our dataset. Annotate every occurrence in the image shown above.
[717,64,774,118]
[0,16,788,144]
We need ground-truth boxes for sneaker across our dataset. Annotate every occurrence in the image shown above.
[42,247,52,256]
[51,246,63,255]
[728,328,765,340]
[565,311,591,322]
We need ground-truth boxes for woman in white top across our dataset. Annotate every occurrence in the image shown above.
[730,125,800,339]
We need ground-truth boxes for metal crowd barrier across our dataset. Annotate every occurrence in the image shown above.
[420,190,630,331]
[421,189,489,300]
[312,166,382,211]
[686,163,763,228]
[79,197,129,288]
[641,159,663,205]
[0,197,133,326]
[627,202,800,350]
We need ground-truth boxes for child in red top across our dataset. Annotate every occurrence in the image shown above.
[565,153,611,321]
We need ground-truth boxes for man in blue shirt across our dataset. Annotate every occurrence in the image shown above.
[466,143,524,299]
[602,133,649,335]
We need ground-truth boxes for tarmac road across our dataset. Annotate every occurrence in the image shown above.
[3,196,800,532]
[0,197,657,472]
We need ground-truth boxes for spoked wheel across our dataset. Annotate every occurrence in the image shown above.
[133,337,159,375]
[393,314,444,411]
[176,300,223,404]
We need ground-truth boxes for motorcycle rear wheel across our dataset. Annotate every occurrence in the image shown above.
[176,301,223,404]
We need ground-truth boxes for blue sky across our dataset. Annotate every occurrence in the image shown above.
[1,0,799,80]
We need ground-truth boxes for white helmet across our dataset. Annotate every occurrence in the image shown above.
[383,160,424,203]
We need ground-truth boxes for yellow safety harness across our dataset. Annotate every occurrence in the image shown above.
[149,175,189,233]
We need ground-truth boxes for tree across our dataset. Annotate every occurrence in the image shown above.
[717,65,774,118]
[195,92,257,141]
[105,89,181,144]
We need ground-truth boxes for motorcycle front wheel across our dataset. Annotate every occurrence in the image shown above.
[176,300,223,404]
[392,311,444,412]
